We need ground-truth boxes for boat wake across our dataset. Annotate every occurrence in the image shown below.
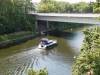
[0,47,46,75]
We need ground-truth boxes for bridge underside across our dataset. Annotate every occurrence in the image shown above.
[36,20,87,35]
[37,20,49,34]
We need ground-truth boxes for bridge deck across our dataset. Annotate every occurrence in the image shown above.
[30,13,100,25]
[32,13,100,18]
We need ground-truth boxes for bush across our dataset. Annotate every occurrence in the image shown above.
[93,7,100,13]
[72,27,100,75]
[28,68,48,75]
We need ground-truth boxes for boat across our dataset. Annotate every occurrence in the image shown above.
[38,38,57,49]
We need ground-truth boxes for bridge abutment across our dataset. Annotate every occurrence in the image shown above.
[37,20,49,35]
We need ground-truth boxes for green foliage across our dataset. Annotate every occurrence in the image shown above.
[0,31,32,42]
[37,0,93,13]
[73,2,92,13]
[28,68,48,75]
[0,0,35,34]
[93,1,100,13]
[72,27,100,75]
[37,0,100,13]
[37,0,62,13]
[93,7,100,13]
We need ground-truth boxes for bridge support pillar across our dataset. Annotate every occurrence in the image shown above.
[37,20,49,35]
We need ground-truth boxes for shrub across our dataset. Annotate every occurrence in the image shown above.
[93,7,100,13]
[72,27,100,75]
[28,68,48,75]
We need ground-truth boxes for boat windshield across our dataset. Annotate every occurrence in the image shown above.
[41,40,48,45]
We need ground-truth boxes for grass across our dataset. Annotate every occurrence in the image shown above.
[0,31,33,42]
[28,68,48,75]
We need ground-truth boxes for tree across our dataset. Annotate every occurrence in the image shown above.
[93,7,100,13]
[37,0,93,13]
[37,0,67,13]
[96,0,100,7]
[93,0,100,13]
[37,0,56,13]
[72,2,90,13]
[0,0,35,34]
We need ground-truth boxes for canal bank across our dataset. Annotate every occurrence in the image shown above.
[0,31,39,49]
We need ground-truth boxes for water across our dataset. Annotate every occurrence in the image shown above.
[0,27,86,75]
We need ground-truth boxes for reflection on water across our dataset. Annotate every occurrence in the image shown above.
[0,27,85,75]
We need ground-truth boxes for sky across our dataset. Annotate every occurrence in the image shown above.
[32,0,96,3]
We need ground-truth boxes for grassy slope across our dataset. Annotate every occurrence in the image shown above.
[0,31,33,42]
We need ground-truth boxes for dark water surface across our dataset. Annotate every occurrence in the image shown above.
[0,27,87,75]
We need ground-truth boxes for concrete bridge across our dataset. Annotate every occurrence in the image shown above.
[30,13,100,33]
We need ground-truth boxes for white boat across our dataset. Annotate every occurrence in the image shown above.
[38,38,57,49]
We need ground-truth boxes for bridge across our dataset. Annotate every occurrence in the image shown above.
[30,13,100,33]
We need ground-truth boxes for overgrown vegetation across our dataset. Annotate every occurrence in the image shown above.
[37,0,99,13]
[93,1,100,13]
[0,31,32,42]
[72,27,100,75]
[28,68,48,75]
[0,0,35,35]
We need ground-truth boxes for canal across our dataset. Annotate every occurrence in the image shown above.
[0,26,90,75]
